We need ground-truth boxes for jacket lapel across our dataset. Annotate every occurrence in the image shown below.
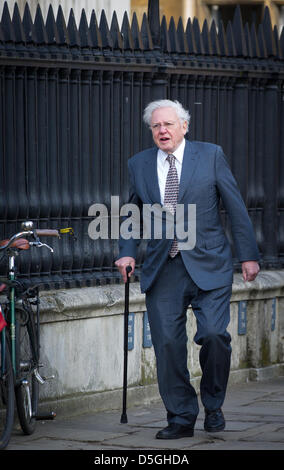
[178,140,199,202]
[142,147,161,204]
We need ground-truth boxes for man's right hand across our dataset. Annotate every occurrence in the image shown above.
[115,257,135,283]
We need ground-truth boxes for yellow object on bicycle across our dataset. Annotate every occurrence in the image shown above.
[59,228,74,235]
[59,228,76,239]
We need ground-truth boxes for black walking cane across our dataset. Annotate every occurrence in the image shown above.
[120,265,132,424]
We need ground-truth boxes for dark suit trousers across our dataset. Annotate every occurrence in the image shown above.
[145,253,232,426]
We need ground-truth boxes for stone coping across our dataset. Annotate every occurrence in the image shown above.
[37,270,284,323]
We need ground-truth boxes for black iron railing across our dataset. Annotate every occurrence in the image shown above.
[0,1,283,288]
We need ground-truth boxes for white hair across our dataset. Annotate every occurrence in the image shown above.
[143,99,191,131]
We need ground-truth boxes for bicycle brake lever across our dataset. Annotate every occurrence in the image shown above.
[40,243,54,253]
[30,241,54,252]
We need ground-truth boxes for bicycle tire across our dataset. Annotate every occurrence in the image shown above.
[0,331,15,449]
[15,306,39,435]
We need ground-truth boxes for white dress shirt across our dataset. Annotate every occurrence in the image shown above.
[157,138,185,205]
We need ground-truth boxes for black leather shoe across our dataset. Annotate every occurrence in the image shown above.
[156,423,194,439]
[204,408,225,432]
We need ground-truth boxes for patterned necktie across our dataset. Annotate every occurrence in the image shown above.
[164,154,179,257]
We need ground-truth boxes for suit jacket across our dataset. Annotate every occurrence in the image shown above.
[118,140,260,293]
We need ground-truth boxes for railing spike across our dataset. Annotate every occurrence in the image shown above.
[177,17,188,54]
[79,8,92,47]
[168,16,180,53]
[110,11,123,50]
[192,17,204,54]
[121,11,134,50]
[262,6,276,57]
[273,25,282,59]
[244,22,253,57]
[56,5,70,45]
[99,9,113,48]
[226,21,237,57]
[89,9,102,48]
[232,4,247,56]
[34,4,48,44]
[210,20,220,55]
[0,22,3,43]
[280,27,284,58]
[23,1,36,43]
[257,23,267,58]
[131,12,144,50]
[160,15,171,53]
[67,8,80,47]
[12,2,26,43]
[140,12,153,50]
[217,19,228,56]
[46,5,59,44]
[1,1,15,42]
[185,18,197,55]
[202,19,212,55]
[249,22,260,58]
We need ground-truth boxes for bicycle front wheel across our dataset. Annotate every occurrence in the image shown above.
[15,306,39,435]
[0,331,15,449]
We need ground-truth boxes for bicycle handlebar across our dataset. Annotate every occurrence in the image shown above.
[0,231,33,251]
[0,228,60,252]
[34,229,60,237]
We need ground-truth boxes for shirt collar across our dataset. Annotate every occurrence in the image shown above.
[158,138,185,165]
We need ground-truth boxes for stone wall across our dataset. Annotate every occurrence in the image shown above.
[37,270,284,417]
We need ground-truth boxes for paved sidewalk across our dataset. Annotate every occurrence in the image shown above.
[4,376,284,453]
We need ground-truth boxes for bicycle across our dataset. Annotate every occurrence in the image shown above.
[0,221,74,449]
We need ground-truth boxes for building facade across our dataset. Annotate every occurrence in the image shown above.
[2,1,284,30]
[131,0,284,29]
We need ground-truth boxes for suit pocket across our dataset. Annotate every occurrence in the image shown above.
[205,234,226,250]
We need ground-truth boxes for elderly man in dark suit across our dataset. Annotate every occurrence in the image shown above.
[115,99,260,439]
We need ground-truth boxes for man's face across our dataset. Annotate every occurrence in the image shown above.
[150,107,187,154]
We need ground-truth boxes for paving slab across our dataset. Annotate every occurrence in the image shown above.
[2,376,284,462]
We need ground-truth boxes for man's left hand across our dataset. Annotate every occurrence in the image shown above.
[242,261,260,282]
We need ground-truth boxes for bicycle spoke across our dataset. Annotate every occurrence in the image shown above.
[15,308,39,435]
